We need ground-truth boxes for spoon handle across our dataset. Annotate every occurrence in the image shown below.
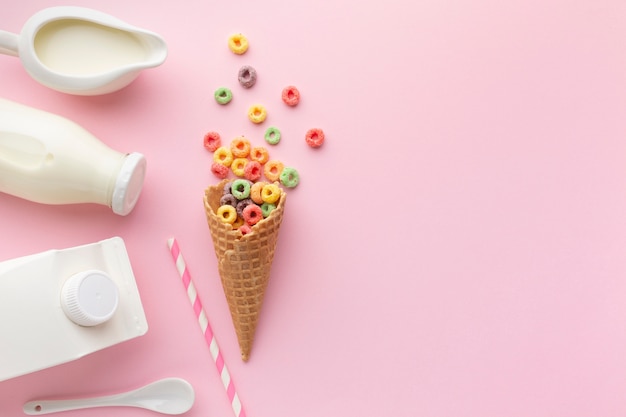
[0,30,18,57]
[23,392,131,415]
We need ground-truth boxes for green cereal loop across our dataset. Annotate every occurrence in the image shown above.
[264,126,281,145]
[214,87,233,104]
[279,166,300,188]
[231,179,251,200]
[261,202,276,218]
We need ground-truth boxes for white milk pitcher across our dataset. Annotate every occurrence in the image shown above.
[0,6,167,95]
[0,98,147,215]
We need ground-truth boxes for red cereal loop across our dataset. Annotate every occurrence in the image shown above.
[239,224,252,235]
[203,131,221,152]
[243,160,262,182]
[305,128,325,148]
[243,204,263,226]
[281,86,300,106]
[211,162,229,179]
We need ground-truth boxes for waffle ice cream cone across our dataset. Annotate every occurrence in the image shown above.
[203,179,286,361]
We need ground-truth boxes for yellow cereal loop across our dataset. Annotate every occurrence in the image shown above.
[261,183,281,204]
[213,146,233,167]
[248,104,267,124]
[217,205,237,224]
[264,160,284,182]
[231,158,248,177]
[228,33,249,55]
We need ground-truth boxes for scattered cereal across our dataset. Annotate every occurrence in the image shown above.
[250,146,269,164]
[217,205,237,224]
[238,65,257,88]
[211,162,229,179]
[214,87,233,105]
[264,127,281,145]
[305,128,325,148]
[213,146,234,167]
[281,86,300,106]
[230,137,251,158]
[264,160,284,182]
[243,160,262,182]
[228,33,249,54]
[248,104,267,124]
[279,166,300,188]
[203,131,221,152]
[231,158,248,177]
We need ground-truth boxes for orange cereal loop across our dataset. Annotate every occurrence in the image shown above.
[232,215,245,229]
[230,137,251,158]
[217,205,237,224]
[231,158,248,177]
[228,33,248,54]
[250,146,269,164]
[263,160,284,182]
[248,104,267,124]
[213,146,233,167]
[261,183,281,204]
[250,181,267,204]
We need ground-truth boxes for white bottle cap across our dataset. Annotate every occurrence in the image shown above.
[111,152,147,216]
[61,270,119,326]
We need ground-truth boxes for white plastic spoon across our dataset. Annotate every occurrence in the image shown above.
[23,377,195,415]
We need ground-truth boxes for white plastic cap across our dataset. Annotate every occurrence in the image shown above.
[111,152,147,216]
[61,270,119,326]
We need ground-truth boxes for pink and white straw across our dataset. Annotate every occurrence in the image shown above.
[167,237,246,417]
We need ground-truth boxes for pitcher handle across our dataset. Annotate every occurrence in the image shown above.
[0,30,19,57]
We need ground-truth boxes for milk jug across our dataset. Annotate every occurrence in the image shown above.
[0,98,146,215]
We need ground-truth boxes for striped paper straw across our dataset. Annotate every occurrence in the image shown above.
[167,237,246,417]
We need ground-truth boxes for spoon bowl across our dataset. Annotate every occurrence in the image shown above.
[23,377,195,415]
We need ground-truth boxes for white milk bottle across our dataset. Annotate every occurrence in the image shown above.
[0,98,146,215]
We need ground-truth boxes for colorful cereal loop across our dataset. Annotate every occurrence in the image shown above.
[203,131,221,152]
[211,162,229,179]
[220,193,237,207]
[239,224,252,235]
[243,161,262,182]
[261,183,281,204]
[213,147,233,167]
[281,86,300,106]
[214,87,233,105]
[238,65,257,88]
[231,158,248,177]
[230,137,251,158]
[261,202,276,218]
[250,146,269,164]
[264,127,281,145]
[217,205,237,224]
[228,33,249,55]
[305,128,325,148]
[248,104,267,124]
[243,204,263,226]
[231,179,251,200]
[232,216,245,229]
[250,181,266,204]
[264,160,284,182]
[279,166,300,188]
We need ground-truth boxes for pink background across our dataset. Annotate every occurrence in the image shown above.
[2,0,626,416]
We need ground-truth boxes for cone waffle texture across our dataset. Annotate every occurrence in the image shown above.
[204,179,286,361]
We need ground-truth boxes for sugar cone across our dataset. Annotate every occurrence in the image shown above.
[203,179,286,361]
